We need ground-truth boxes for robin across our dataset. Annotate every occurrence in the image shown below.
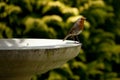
[63,17,86,42]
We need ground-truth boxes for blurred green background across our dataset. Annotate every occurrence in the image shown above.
[0,0,120,80]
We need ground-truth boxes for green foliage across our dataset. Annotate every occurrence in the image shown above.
[0,22,12,38]
[0,0,120,80]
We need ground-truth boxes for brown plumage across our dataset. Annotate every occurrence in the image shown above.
[63,17,86,41]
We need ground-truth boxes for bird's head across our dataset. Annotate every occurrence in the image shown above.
[76,16,86,25]
[77,16,86,30]
[81,17,86,20]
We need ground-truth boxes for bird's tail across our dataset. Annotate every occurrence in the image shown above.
[63,35,70,41]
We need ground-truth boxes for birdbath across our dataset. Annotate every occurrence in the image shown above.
[0,39,81,80]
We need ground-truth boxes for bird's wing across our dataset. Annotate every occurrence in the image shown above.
[68,24,77,34]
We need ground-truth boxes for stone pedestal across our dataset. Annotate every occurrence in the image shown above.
[0,39,81,80]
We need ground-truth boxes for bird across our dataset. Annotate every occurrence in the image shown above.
[63,17,86,42]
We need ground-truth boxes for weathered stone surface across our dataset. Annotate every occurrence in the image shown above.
[0,39,81,80]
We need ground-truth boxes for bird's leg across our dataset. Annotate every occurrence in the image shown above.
[75,35,80,43]
[71,36,75,41]
[71,36,78,43]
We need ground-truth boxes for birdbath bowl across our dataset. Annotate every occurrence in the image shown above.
[0,39,81,80]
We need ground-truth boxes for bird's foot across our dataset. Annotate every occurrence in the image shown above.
[74,41,80,44]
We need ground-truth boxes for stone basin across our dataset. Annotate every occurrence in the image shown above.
[0,39,81,80]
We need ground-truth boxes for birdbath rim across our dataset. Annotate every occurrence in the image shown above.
[0,38,81,50]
